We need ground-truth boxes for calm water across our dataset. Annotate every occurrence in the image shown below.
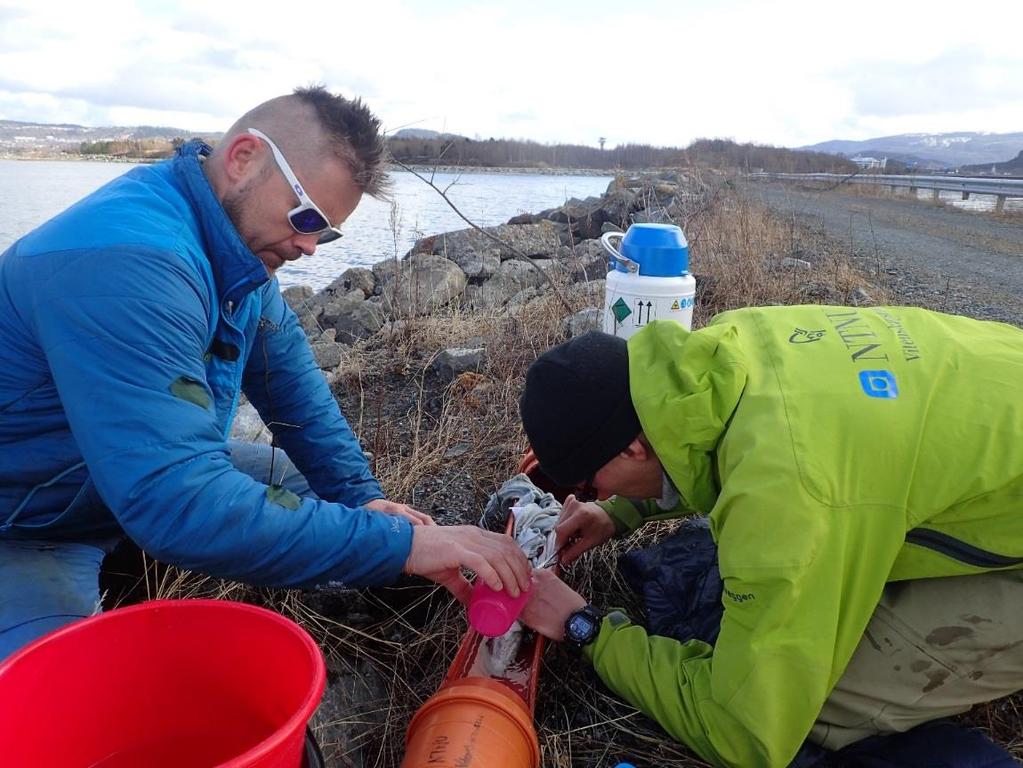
[0,160,611,291]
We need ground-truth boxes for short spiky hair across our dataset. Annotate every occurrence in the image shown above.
[294,85,390,199]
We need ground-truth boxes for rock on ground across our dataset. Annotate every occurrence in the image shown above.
[382,254,467,316]
[430,347,487,381]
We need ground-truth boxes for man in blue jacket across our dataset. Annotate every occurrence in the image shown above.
[0,86,530,660]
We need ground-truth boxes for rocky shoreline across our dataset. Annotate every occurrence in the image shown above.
[231,172,699,445]
[283,173,697,359]
[230,172,701,444]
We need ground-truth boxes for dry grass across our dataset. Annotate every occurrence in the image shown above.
[104,179,1021,766]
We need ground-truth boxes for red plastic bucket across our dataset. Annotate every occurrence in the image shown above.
[0,599,325,768]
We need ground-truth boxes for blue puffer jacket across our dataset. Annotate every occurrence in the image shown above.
[0,141,413,588]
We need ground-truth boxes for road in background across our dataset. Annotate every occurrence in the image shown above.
[750,181,1023,326]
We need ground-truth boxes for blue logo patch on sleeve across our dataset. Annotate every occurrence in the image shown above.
[859,370,899,399]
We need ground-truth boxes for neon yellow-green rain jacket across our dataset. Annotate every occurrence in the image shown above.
[587,305,1023,767]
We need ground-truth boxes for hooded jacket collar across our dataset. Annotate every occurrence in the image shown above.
[172,140,269,308]
[627,321,747,514]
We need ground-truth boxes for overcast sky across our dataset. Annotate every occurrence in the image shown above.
[1,0,1020,148]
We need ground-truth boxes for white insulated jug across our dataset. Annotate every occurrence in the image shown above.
[601,223,696,339]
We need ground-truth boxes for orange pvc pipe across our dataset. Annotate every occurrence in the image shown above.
[402,449,558,768]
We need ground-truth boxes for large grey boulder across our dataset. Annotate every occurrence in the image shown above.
[504,287,540,310]
[430,347,487,381]
[562,307,602,337]
[281,284,313,308]
[474,259,548,308]
[536,257,569,283]
[321,291,366,328]
[534,187,637,238]
[333,300,385,343]
[305,270,371,316]
[282,285,319,332]
[382,254,467,316]
[371,258,400,291]
[547,196,609,241]
[448,246,501,282]
[299,312,324,338]
[606,177,627,195]
[552,196,603,222]
[413,221,560,263]
[324,267,376,299]
[560,240,609,282]
[317,288,385,344]
[552,221,576,247]
[601,188,639,227]
[507,212,538,225]
[311,341,344,370]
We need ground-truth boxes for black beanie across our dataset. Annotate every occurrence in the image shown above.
[519,331,641,486]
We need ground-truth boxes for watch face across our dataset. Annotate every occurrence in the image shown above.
[568,612,598,642]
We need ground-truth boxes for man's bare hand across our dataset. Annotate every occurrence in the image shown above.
[365,498,435,526]
[555,494,616,565]
[404,525,531,602]
[519,568,587,641]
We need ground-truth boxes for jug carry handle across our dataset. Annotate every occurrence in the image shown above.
[600,231,639,273]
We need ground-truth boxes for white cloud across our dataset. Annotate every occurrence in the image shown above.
[0,0,1020,146]
[840,46,1023,119]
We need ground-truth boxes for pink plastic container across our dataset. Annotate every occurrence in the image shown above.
[467,580,532,637]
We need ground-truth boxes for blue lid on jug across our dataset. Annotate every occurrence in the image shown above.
[615,223,689,276]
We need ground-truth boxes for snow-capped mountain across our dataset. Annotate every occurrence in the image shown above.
[799,132,1023,169]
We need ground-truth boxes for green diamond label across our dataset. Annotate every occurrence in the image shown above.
[611,297,632,324]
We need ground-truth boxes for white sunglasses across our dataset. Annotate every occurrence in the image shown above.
[246,128,344,244]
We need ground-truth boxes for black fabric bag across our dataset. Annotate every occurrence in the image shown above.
[618,516,724,646]
[617,517,1018,768]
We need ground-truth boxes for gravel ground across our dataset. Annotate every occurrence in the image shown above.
[749,180,1023,327]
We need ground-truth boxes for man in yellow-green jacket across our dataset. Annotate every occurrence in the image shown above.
[518,305,1023,767]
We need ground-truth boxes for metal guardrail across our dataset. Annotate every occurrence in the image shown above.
[751,172,1023,211]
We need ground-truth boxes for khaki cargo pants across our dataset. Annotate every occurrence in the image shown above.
[811,569,1023,749]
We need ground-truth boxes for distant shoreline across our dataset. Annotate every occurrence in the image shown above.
[0,152,616,176]
[399,164,612,177]
[0,153,152,164]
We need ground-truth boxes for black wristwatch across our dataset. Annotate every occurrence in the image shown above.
[564,604,604,648]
